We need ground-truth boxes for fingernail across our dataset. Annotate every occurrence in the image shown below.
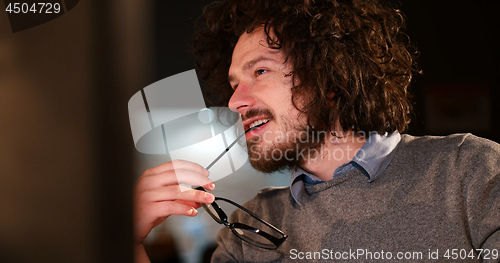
[190,208,198,216]
[209,182,215,190]
[205,193,215,202]
[205,169,210,176]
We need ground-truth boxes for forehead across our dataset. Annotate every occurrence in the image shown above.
[233,28,266,57]
[230,27,285,69]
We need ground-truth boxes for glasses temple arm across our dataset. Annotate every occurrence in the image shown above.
[205,126,255,170]
[215,197,286,236]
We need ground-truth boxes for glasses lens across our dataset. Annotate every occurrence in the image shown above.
[202,203,222,224]
[232,228,277,249]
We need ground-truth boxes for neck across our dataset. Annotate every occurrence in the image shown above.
[300,132,366,181]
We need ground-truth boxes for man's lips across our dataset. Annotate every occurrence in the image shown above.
[245,120,270,133]
[243,116,271,131]
[245,121,270,139]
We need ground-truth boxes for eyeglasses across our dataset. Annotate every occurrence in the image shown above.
[195,186,287,249]
[194,125,287,250]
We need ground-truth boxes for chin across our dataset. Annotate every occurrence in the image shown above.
[247,140,325,174]
[246,142,297,174]
[249,157,293,174]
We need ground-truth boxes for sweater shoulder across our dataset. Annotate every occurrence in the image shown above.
[400,133,500,155]
[244,186,290,210]
[395,133,500,177]
[458,134,500,154]
[400,133,469,148]
[256,186,290,198]
[228,186,290,223]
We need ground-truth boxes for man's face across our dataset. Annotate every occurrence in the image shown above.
[228,27,314,173]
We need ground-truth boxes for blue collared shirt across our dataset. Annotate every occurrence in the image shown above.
[290,131,401,205]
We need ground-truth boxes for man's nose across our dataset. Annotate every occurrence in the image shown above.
[228,83,256,114]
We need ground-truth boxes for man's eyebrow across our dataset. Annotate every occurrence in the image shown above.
[243,56,278,70]
[228,56,279,84]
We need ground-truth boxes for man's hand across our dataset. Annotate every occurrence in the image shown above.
[133,159,215,247]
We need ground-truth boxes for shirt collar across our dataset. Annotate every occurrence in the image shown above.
[352,131,401,182]
[290,131,401,205]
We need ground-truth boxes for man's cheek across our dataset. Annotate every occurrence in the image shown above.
[262,130,275,143]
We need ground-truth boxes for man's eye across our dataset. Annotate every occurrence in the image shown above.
[255,69,268,76]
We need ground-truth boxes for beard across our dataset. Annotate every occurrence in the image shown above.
[244,109,326,174]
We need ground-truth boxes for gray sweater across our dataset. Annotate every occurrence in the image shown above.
[211,134,500,262]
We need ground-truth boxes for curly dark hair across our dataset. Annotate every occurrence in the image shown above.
[193,0,421,135]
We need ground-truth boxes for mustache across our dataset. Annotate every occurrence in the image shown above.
[242,108,275,122]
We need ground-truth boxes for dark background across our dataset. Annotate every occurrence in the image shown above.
[0,0,498,262]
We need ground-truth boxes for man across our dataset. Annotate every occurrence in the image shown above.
[134,0,500,262]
